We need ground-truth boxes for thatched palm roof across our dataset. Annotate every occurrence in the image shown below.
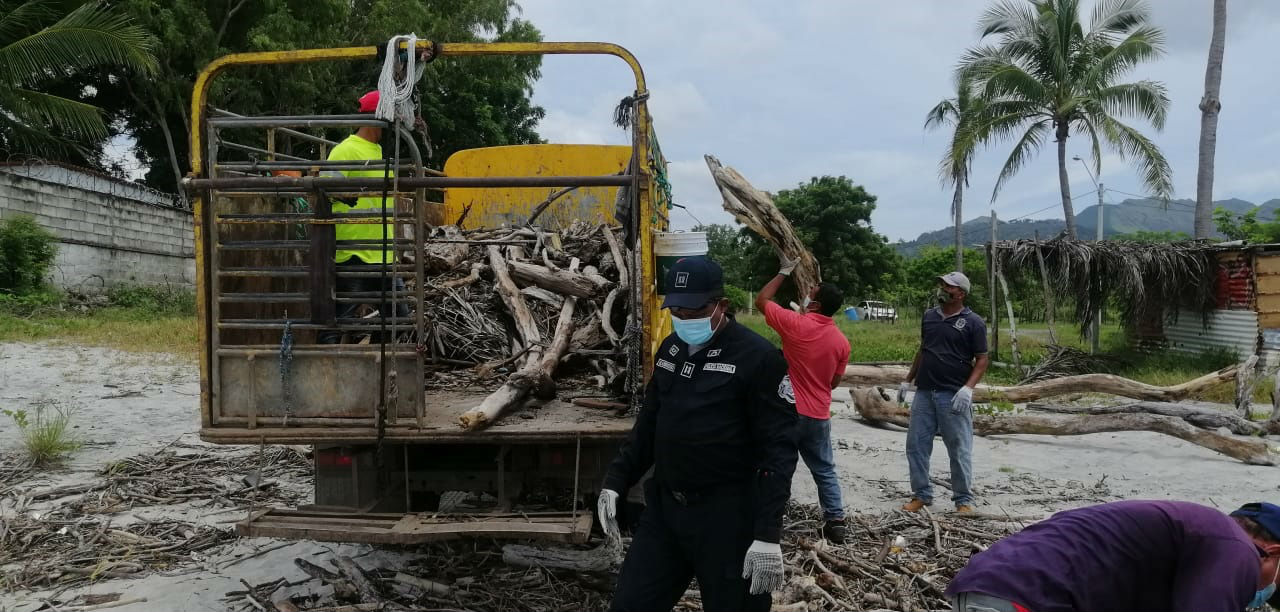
[992,239,1218,335]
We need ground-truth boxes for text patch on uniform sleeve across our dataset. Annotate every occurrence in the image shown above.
[656,359,676,372]
[703,362,736,374]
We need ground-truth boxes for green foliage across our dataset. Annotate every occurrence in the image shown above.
[961,0,1172,234]
[736,177,897,304]
[723,285,750,313]
[696,223,751,289]
[0,215,58,294]
[1213,206,1280,243]
[887,246,990,320]
[78,0,545,190]
[106,284,196,315]
[3,404,81,466]
[1113,229,1191,243]
[0,0,156,157]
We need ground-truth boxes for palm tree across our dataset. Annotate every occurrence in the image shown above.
[0,1,156,157]
[1194,0,1227,239]
[961,0,1172,240]
[925,80,981,273]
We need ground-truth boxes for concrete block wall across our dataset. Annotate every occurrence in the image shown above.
[0,163,194,291]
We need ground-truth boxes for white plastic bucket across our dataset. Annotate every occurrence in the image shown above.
[655,231,708,293]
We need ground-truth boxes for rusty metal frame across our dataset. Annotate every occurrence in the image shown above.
[189,41,655,442]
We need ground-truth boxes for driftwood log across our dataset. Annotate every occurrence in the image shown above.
[508,260,611,298]
[705,154,820,297]
[1028,401,1278,436]
[851,387,1278,466]
[841,364,1239,403]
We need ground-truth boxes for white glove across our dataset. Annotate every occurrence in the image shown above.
[951,386,974,415]
[597,489,621,545]
[897,382,914,404]
[777,255,798,276]
[741,540,784,595]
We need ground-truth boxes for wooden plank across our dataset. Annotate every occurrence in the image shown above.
[1256,274,1280,295]
[238,510,590,544]
[1261,313,1280,329]
[1258,295,1280,313]
[1255,255,1280,276]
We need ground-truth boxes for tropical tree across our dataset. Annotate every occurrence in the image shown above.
[0,1,155,158]
[1194,0,1228,239]
[961,0,1173,240]
[924,79,982,273]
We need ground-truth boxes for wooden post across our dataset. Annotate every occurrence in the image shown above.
[996,258,1022,372]
[1033,230,1058,345]
[988,212,999,362]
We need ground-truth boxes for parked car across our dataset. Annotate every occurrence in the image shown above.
[857,300,898,322]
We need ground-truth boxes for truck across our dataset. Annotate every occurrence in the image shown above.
[183,41,668,545]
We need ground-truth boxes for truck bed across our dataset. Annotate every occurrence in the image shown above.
[201,388,633,445]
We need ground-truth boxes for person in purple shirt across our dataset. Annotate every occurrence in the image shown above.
[946,500,1280,612]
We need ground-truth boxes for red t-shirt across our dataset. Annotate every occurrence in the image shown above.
[763,301,851,419]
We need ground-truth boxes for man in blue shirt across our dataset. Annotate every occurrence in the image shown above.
[899,271,989,513]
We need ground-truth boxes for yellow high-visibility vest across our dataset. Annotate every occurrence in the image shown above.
[326,134,394,264]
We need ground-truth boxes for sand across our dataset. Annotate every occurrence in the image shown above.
[2,342,1277,612]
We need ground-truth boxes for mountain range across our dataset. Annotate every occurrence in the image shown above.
[893,196,1280,257]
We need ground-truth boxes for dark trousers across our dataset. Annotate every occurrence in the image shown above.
[318,261,410,344]
[610,481,770,612]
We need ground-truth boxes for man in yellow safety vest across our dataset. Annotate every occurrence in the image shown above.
[318,90,408,344]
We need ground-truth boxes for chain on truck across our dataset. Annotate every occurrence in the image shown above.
[182,39,674,544]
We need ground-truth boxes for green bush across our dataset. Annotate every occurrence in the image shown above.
[724,285,750,312]
[0,216,58,295]
[106,284,196,315]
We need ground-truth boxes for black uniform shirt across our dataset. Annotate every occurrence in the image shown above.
[603,317,800,543]
[916,306,988,392]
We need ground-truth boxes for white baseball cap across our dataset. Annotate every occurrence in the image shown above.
[938,271,971,293]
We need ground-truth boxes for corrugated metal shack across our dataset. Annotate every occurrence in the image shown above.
[1157,244,1280,364]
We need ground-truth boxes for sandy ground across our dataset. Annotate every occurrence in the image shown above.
[2,341,1279,612]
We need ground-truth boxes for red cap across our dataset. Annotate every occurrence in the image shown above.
[357,90,379,113]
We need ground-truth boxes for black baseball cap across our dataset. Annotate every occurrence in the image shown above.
[1231,502,1280,540]
[661,256,724,309]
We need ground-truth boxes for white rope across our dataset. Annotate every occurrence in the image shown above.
[376,34,425,125]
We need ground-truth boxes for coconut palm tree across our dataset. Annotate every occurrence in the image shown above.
[961,0,1172,240]
[0,1,156,157]
[925,79,982,273]
[1194,0,1227,239]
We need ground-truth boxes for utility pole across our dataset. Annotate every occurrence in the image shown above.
[989,211,999,362]
[1091,183,1104,353]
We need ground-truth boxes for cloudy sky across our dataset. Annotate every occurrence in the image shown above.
[517,0,1280,242]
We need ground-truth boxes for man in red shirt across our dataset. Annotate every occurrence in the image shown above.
[755,256,851,542]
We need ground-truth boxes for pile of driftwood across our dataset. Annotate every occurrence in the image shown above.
[0,512,232,589]
[222,503,1015,612]
[13,445,311,513]
[415,221,630,430]
[844,363,1280,466]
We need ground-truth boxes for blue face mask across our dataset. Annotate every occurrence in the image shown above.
[672,305,721,345]
[1250,561,1279,610]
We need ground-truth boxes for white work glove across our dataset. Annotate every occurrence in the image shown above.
[741,540,784,595]
[897,382,914,405]
[597,489,621,545]
[777,254,798,276]
[951,386,974,415]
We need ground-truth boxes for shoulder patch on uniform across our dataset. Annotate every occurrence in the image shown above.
[707,348,722,357]
[668,344,680,356]
[656,358,676,372]
[777,375,795,404]
[703,362,736,374]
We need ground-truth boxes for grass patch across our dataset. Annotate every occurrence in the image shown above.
[3,405,81,466]
[0,286,197,357]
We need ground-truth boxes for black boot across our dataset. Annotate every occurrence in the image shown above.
[821,517,847,544]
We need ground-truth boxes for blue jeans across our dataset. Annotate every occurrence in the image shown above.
[905,389,974,506]
[796,415,844,520]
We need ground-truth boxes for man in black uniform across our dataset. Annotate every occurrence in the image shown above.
[597,256,799,612]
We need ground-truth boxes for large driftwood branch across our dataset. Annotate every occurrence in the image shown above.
[424,225,470,273]
[705,155,820,297]
[851,387,1277,466]
[488,246,540,358]
[841,364,1239,403]
[508,260,611,298]
[459,292,578,431]
[1028,401,1274,436]
[1236,355,1259,418]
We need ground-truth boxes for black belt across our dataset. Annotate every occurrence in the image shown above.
[665,482,749,507]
